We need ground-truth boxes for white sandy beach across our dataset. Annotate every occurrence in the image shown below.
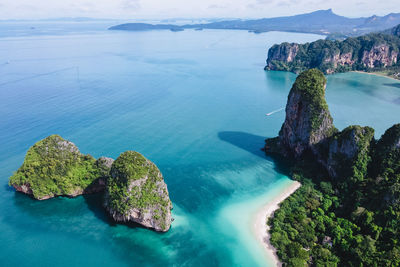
[253,181,301,266]
[352,71,400,81]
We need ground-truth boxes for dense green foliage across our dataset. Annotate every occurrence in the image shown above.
[291,69,327,104]
[8,135,104,199]
[267,33,400,78]
[328,126,374,184]
[371,124,400,207]
[267,70,400,265]
[289,69,331,132]
[106,151,171,230]
[269,124,400,265]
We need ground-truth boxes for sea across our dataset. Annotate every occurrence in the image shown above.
[0,20,400,266]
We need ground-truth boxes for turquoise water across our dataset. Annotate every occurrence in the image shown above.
[0,27,400,266]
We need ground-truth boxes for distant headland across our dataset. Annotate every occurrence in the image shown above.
[265,24,400,79]
[109,9,400,39]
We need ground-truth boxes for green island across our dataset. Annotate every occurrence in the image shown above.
[8,135,172,232]
[8,135,110,200]
[105,151,172,232]
[265,69,400,266]
[265,24,400,80]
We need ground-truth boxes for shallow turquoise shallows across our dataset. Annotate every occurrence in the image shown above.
[1,25,400,267]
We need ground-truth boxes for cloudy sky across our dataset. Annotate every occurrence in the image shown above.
[0,0,399,20]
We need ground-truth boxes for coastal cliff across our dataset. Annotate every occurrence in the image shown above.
[104,151,172,232]
[371,124,400,206]
[265,69,395,183]
[265,69,400,266]
[265,27,400,77]
[266,69,336,158]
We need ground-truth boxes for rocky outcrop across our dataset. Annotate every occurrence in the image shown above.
[265,32,400,75]
[104,151,172,232]
[362,44,398,68]
[266,43,300,71]
[265,70,381,183]
[372,124,400,175]
[9,136,173,232]
[323,52,355,74]
[265,69,336,158]
[325,126,374,181]
[370,124,400,206]
[8,135,112,200]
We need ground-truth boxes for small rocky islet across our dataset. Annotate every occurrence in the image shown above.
[8,135,172,232]
[105,151,172,232]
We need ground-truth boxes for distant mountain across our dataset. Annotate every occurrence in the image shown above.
[384,23,400,37]
[109,9,400,37]
[362,13,400,32]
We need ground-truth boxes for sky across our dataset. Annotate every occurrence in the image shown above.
[0,0,399,20]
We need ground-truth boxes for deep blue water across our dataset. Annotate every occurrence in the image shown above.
[0,26,400,266]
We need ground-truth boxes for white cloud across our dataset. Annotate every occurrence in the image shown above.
[122,0,141,10]
[0,0,398,19]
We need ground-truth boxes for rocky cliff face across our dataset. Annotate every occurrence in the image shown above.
[265,32,400,75]
[370,124,400,206]
[372,124,400,175]
[265,70,381,183]
[104,151,172,232]
[325,126,374,181]
[361,44,398,68]
[266,69,336,158]
[266,43,300,71]
[8,135,111,200]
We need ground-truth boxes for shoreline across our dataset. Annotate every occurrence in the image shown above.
[351,71,400,81]
[252,180,301,266]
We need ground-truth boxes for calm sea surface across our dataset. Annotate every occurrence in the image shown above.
[1,23,400,266]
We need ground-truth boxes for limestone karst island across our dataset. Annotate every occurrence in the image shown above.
[2,1,400,266]
[9,135,173,232]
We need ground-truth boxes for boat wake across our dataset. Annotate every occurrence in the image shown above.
[265,107,284,116]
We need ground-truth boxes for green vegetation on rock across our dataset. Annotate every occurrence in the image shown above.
[327,126,374,183]
[266,31,400,79]
[276,69,336,158]
[265,71,400,265]
[290,69,330,132]
[8,136,172,232]
[8,135,107,200]
[105,151,172,232]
